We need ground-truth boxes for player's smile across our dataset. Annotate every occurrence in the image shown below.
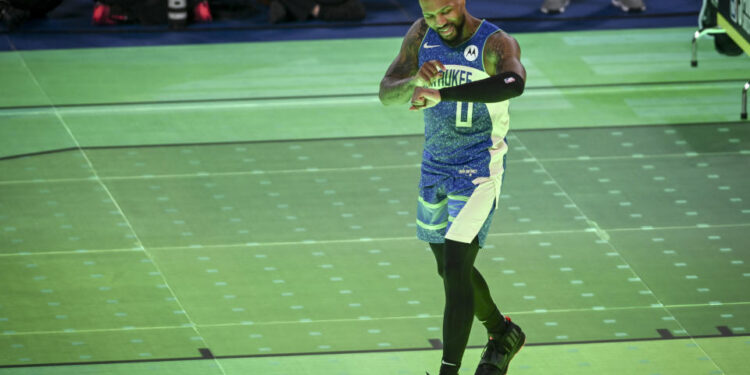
[437,24,455,37]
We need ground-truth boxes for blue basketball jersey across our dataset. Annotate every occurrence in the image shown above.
[418,20,510,171]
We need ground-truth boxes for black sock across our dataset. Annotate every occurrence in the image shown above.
[479,304,507,337]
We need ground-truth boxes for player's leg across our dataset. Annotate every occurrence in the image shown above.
[446,180,524,375]
[472,263,508,336]
[437,236,480,375]
[418,176,468,375]
[429,243,508,335]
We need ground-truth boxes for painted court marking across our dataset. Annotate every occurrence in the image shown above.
[2,222,749,257]
[1,150,746,186]
[511,133,733,375]
[8,53,230,375]
[3,301,749,337]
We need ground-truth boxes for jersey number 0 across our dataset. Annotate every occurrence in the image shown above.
[456,101,473,128]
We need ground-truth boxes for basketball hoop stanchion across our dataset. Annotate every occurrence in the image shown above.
[691,28,727,67]
[693,0,750,120]
[742,81,749,120]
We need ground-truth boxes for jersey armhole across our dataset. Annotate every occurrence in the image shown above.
[418,23,431,58]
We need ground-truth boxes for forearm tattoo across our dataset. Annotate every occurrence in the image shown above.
[379,21,428,105]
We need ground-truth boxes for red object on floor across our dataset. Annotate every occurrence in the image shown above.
[92,2,129,25]
[194,1,213,22]
[92,3,114,25]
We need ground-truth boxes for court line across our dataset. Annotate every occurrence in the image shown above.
[0,248,143,258]
[0,132,425,161]
[4,301,748,337]
[0,93,378,113]
[1,150,747,186]
[2,222,748,258]
[517,120,749,134]
[511,133,730,374]
[0,96,383,116]
[150,222,750,251]
[606,222,750,233]
[0,77,741,113]
[2,119,747,161]
[0,164,422,186]
[2,329,748,369]
[10,50,230,375]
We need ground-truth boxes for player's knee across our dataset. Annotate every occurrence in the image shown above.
[443,257,470,282]
[443,239,475,281]
[429,242,446,278]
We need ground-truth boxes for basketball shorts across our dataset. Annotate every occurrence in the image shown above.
[416,146,507,248]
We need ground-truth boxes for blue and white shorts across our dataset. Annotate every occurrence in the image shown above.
[416,142,508,248]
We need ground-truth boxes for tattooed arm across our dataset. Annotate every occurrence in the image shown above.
[411,30,526,109]
[482,30,526,80]
[379,19,445,105]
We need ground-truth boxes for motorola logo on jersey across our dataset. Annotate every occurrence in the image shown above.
[464,45,479,61]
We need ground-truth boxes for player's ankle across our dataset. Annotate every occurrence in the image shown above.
[439,360,460,375]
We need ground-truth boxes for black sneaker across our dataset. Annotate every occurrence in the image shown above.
[475,317,525,375]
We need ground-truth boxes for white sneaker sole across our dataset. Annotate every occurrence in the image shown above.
[611,0,646,12]
[540,0,570,14]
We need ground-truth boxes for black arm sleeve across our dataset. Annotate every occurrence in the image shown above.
[438,71,525,103]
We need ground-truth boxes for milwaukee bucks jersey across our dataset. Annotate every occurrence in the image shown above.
[418,20,510,173]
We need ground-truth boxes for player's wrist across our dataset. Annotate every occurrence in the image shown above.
[411,75,427,88]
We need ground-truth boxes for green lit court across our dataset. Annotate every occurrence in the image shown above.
[1,27,749,375]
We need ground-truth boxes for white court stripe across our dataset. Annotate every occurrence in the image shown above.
[4,301,749,337]
[3,222,748,257]
[0,96,381,117]
[1,150,744,186]
[0,164,421,185]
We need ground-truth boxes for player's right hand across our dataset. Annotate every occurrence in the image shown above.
[414,60,446,87]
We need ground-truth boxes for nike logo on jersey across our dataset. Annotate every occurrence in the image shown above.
[423,42,440,49]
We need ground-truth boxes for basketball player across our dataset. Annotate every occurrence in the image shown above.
[378,0,526,374]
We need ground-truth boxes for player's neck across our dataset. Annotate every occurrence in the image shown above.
[445,15,481,47]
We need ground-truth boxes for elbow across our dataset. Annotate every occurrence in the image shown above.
[378,89,388,105]
[378,81,390,105]
[490,72,525,102]
[378,89,401,106]
[511,73,525,98]
[491,81,523,102]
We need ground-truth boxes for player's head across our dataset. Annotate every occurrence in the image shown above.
[419,0,468,42]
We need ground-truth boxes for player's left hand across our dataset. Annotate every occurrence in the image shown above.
[410,87,441,111]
